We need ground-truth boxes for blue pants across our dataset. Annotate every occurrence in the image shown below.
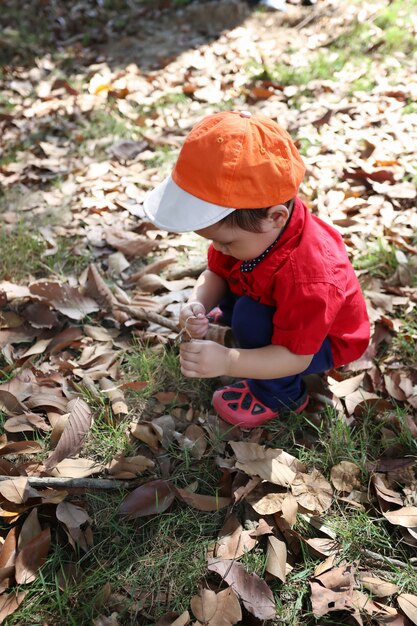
[219,294,334,410]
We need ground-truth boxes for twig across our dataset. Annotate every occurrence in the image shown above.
[115,304,180,331]
[363,549,417,568]
[0,476,136,490]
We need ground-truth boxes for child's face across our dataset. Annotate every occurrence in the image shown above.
[195,206,288,260]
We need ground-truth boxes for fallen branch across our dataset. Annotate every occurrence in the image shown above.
[115,304,179,331]
[0,476,136,490]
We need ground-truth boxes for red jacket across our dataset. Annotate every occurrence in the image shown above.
[208,197,370,368]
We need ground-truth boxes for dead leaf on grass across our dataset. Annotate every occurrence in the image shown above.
[119,479,175,518]
[44,397,92,469]
[230,442,304,487]
[207,557,275,620]
[291,470,333,514]
[359,574,399,598]
[0,591,28,624]
[397,594,417,625]
[383,507,417,528]
[0,476,41,504]
[175,487,231,512]
[15,527,51,584]
[265,535,287,582]
[330,461,361,493]
[29,281,99,320]
[191,587,242,625]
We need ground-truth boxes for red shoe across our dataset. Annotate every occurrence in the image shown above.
[212,380,309,428]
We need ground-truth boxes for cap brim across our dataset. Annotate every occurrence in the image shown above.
[143,175,235,233]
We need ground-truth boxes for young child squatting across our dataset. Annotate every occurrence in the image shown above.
[143,111,370,428]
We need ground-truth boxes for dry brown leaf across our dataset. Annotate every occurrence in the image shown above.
[359,574,399,598]
[18,508,42,550]
[0,526,18,568]
[176,424,207,459]
[265,535,287,582]
[106,454,155,478]
[383,507,417,528]
[99,378,128,416]
[155,611,190,626]
[247,489,287,515]
[44,398,92,469]
[176,487,231,512]
[119,479,175,519]
[281,492,298,526]
[372,474,404,507]
[212,514,257,559]
[191,588,242,626]
[207,558,275,620]
[291,470,333,514]
[330,461,361,493]
[4,412,51,432]
[130,421,161,451]
[397,594,417,625]
[0,591,28,624]
[230,442,304,487]
[0,476,41,504]
[310,581,352,617]
[328,374,365,397]
[0,440,43,456]
[50,458,103,478]
[15,527,51,584]
[29,281,99,320]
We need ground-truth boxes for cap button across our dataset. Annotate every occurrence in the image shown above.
[239,111,252,118]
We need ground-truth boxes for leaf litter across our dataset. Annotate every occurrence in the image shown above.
[1,0,417,623]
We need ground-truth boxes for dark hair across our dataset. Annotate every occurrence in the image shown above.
[219,199,294,233]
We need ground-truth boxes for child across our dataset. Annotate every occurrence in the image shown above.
[143,111,370,428]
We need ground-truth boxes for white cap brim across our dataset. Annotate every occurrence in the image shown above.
[143,175,235,233]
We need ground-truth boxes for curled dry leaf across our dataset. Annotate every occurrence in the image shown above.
[44,397,92,470]
[383,507,417,528]
[106,454,155,479]
[330,461,361,493]
[207,557,275,620]
[15,527,51,584]
[99,377,128,416]
[175,487,231,512]
[230,442,304,487]
[212,514,257,560]
[397,594,417,625]
[119,479,175,519]
[154,611,190,626]
[176,424,207,460]
[291,469,333,514]
[372,473,404,508]
[359,574,399,598]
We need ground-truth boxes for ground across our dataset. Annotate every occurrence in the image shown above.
[0,0,417,625]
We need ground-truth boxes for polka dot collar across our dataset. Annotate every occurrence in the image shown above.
[240,203,294,273]
[240,235,281,273]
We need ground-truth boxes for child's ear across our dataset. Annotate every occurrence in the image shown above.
[266,204,289,229]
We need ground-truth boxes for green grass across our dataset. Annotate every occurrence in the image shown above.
[5,495,226,625]
[0,222,46,281]
[353,239,399,278]
[0,222,92,282]
[122,341,217,411]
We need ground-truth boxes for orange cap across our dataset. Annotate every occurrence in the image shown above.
[144,111,305,232]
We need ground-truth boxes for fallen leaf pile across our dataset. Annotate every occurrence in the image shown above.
[1,0,417,622]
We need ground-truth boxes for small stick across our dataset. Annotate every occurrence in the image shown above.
[115,304,179,331]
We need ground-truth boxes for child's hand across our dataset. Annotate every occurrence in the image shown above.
[179,302,209,339]
[180,340,229,378]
